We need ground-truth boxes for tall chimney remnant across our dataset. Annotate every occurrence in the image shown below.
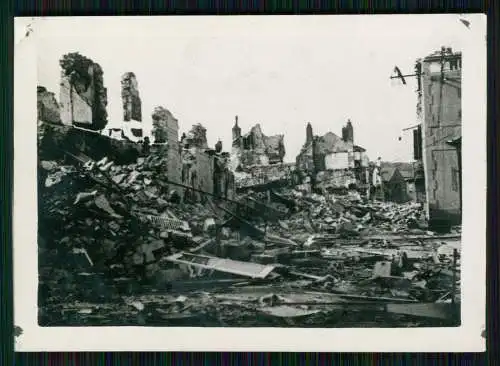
[232,115,241,141]
[121,72,142,122]
[306,122,313,144]
[342,119,354,143]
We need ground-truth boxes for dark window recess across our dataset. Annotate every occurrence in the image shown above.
[413,126,423,160]
[451,168,459,192]
[458,109,462,119]
[131,128,143,137]
[457,88,461,98]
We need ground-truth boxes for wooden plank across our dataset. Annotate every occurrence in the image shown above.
[189,239,215,253]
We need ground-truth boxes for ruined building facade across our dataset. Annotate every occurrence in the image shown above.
[121,72,143,141]
[416,47,462,227]
[37,86,61,124]
[59,52,108,131]
[181,124,234,201]
[151,106,183,197]
[296,120,369,189]
[121,72,142,122]
[231,116,285,169]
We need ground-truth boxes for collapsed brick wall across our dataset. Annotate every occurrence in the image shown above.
[150,143,183,199]
[234,163,297,189]
[295,143,315,174]
[232,123,285,168]
[150,107,182,197]
[121,72,142,122]
[315,169,357,190]
[214,154,235,199]
[195,151,214,198]
[37,86,61,124]
[181,149,235,201]
[38,122,140,165]
[186,124,209,149]
[59,53,108,131]
[152,106,178,144]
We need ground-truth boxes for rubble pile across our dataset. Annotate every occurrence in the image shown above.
[39,152,212,274]
[38,145,461,327]
[234,163,296,189]
[266,187,430,240]
[232,123,286,168]
[37,86,61,124]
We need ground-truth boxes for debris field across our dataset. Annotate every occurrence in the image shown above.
[38,146,461,327]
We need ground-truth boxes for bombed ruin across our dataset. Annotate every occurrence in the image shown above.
[122,72,142,122]
[231,116,286,168]
[36,49,461,328]
[59,52,108,131]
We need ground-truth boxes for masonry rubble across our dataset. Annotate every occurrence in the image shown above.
[59,52,108,131]
[231,116,285,169]
[39,128,460,325]
[37,86,61,124]
[38,56,460,326]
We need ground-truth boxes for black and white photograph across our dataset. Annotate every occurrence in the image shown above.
[14,15,486,351]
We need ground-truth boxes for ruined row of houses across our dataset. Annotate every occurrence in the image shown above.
[37,47,463,228]
[37,52,235,202]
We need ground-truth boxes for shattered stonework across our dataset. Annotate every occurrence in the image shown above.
[150,106,182,197]
[180,123,235,201]
[36,45,462,329]
[151,106,178,145]
[296,121,369,192]
[59,52,108,130]
[232,119,285,168]
[37,86,61,124]
[182,124,208,150]
[121,72,142,122]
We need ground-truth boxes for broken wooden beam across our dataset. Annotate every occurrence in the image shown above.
[189,239,215,253]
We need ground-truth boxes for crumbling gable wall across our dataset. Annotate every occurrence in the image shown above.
[151,106,182,198]
[59,52,108,131]
[296,143,315,173]
[187,124,209,149]
[37,86,61,124]
[180,124,235,201]
[38,122,140,165]
[214,153,235,200]
[232,123,286,168]
[152,106,178,145]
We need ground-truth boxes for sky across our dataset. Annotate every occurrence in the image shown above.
[33,15,472,163]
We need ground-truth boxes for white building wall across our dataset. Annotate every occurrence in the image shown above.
[325,152,350,170]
